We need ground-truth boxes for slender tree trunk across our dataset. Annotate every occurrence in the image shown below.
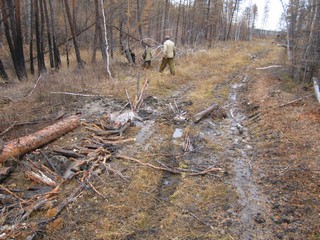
[137,0,143,43]
[43,0,54,69]
[226,0,239,40]
[162,0,170,38]
[35,0,46,74]
[0,58,9,81]
[181,0,187,44]
[108,0,114,58]
[72,0,78,33]
[100,0,112,78]
[14,0,27,78]
[49,0,61,68]
[64,0,84,69]
[29,0,34,75]
[39,0,46,70]
[302,2,319,82]
[119,19,123,51]
[61,0,70,67]
[91,20,98,63]
[0,0,26,80]
[206,0,211,40]
[175,0,182,44]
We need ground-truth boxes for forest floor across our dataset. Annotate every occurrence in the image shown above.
[0,39,320,240]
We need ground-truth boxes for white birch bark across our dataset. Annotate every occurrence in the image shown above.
[100,0,112,79]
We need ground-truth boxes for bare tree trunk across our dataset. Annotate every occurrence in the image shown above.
[108,0,114,58]
[205,0,211,41]
[302,1,319,82]
[43,0,54,69]
[29,0,35,75]
[162,0,170,38]
[0,0,26,80]
[175,0,182,44]
[35,0,46,74]
[137,0,143,43]
[49,0,61,69]
[64,0,84,69]
[226,0,239,40]
[92,0,99,63]
[100,0,112,78]
[14,0,27,78]
[61,0,70,67]
[0,58,9,81]
[156,2,161,41]
[280,0,292,62]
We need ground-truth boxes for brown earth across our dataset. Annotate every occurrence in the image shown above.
[0,40,319,240]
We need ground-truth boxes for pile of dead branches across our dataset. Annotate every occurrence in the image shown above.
[0,114,134,239]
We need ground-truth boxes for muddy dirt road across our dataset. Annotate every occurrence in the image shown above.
[1,41,319,239]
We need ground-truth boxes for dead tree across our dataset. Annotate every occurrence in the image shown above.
[100,0,112,78]
[0,0,27,80]
[92,0,107,63]
[34,0,47,74]
[49,0,61,68]
[43,0,54,69]
[64,0,84,69]
[0,58,8,81]
[29,0,35,75]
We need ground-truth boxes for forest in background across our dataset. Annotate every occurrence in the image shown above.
[0,0,319,83]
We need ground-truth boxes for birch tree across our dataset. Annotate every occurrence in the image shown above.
[100,0,112,78]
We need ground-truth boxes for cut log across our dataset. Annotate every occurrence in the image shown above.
[191,104,219,123]
[0,116,80,163]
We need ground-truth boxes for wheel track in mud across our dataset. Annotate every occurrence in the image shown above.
[217,75,273,240]
[121,64,276,239]
[119,69,273,239]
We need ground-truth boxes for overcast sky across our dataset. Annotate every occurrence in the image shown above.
[242,0,288,30]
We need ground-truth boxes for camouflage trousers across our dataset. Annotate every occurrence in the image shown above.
[159,57,175,75]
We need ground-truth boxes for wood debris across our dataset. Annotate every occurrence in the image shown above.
[0,116,80,163]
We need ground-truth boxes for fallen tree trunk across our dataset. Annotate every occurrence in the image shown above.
[191,103,219,123]
[0,116,80,163]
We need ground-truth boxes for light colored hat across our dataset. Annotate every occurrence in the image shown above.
[164,36,170,40]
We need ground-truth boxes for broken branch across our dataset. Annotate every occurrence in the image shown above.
[117,155,223,175]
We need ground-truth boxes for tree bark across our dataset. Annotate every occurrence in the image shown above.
[91,0,99,63]
[43,0,54,69]
[0,0,26,80]
[100,0,112,78]
[0,116,80,163]
[0,58,9,81]
[35,0,47,74]
[64,0,84,69]
[29,0,35,75]
[49,0,61,68]
[14,0,27,78]
[175,0,182,44]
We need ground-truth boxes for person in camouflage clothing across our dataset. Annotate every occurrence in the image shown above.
[142,45,152,69]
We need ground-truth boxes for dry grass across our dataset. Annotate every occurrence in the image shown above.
[3,38,319,239]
